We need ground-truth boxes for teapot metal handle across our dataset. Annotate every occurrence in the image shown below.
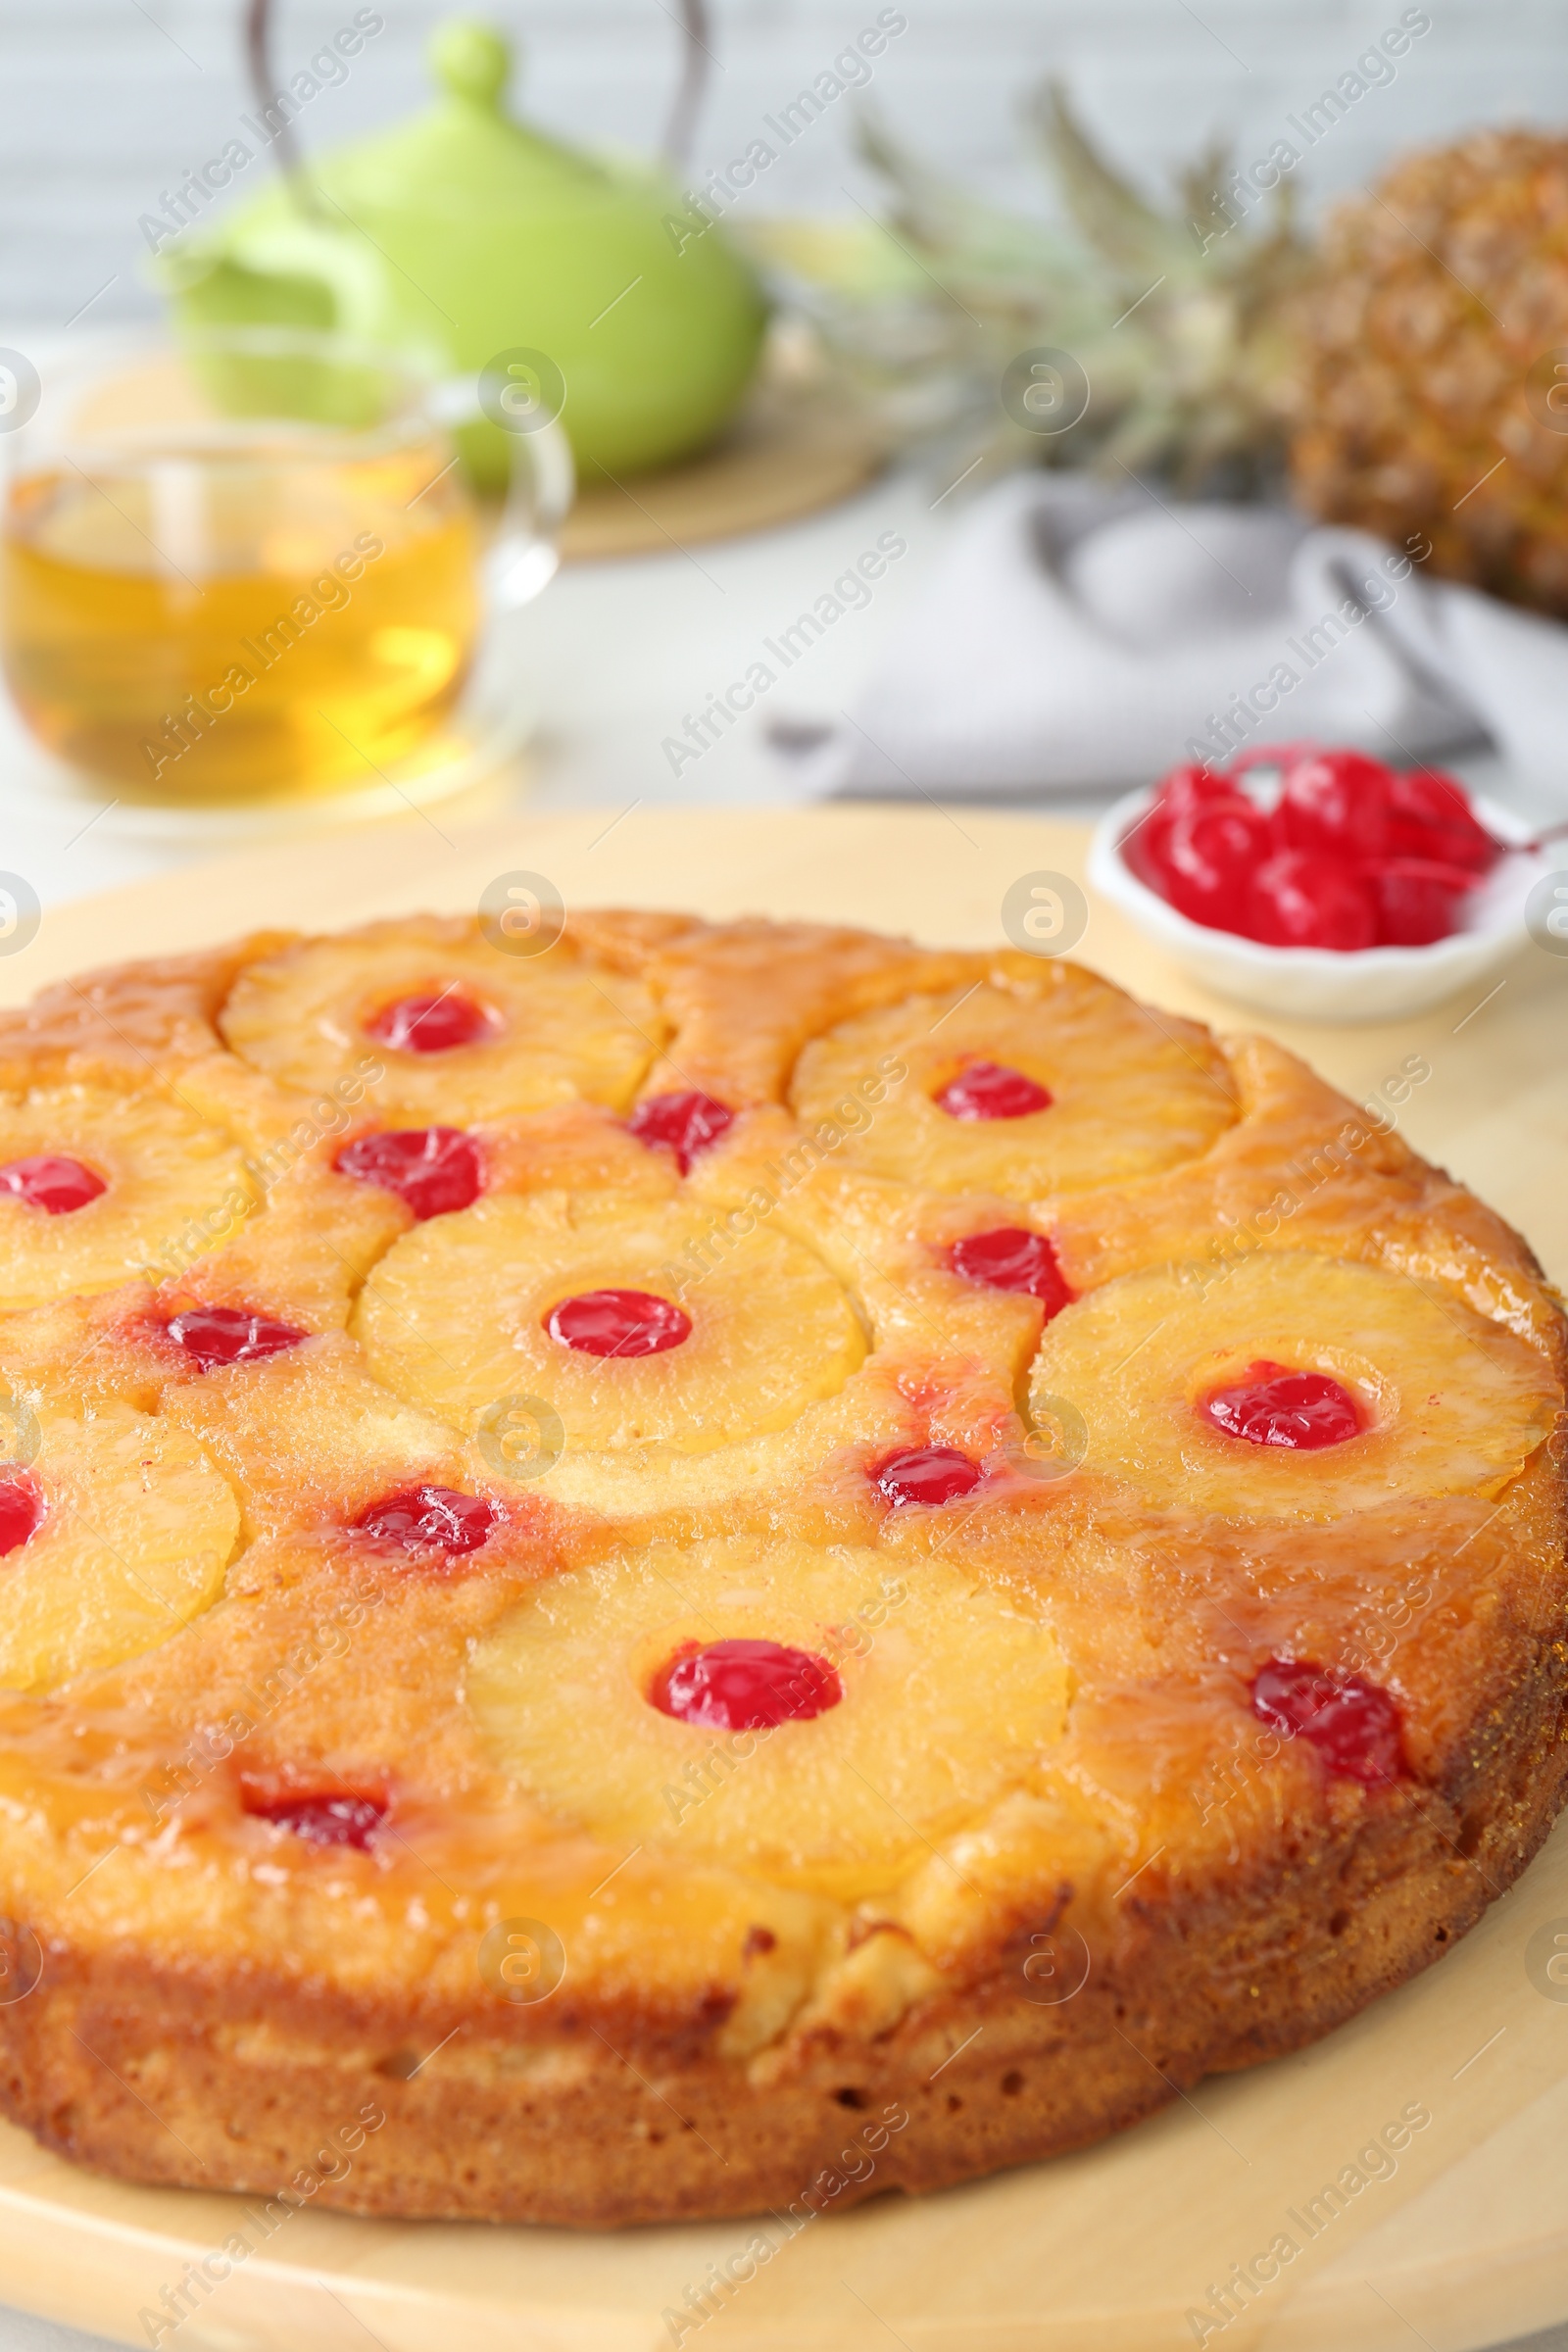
[248,0,712,186]
[662,0,713,171]
[244,0,321,214]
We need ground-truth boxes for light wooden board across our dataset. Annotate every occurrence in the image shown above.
[0,804,1564,2352]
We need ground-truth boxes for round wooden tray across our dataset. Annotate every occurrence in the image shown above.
[558,383,887,562]
[0,806,1564,2352]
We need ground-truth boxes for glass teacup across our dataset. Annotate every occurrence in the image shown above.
[0,327,571,809]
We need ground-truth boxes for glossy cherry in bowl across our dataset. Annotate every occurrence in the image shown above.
[1091,770,1544,1024]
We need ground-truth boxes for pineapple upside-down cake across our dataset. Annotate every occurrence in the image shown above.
[0,909,1560,2226]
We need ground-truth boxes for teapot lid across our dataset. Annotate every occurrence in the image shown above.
[310,19,614,220]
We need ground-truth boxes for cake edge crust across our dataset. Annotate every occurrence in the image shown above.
[2,1651,1562,2228]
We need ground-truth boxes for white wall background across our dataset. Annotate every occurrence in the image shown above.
[3,0,1567,330]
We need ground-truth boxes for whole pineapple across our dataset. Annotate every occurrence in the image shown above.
[1289,128,1568,613]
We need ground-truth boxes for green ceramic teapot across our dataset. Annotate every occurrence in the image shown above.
[157,17,767,485]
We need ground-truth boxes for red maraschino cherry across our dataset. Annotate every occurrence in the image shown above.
[245,1791,387,1848]
[650,1638,842,1730]
[545,1288,691,1357]
[1367,858,1478,948]
[1130,748,1506,952]
[627,1090,734,1174]
[167,1306,307,1370]
[948,1228,1072,1318]
[335,1127,482,1220]
[0,1480,43,1556]
[366,991,497,1054]
[1250,1658,1406,1785]
[1160,800,1273,930]
[1122,764,1227,890]
[1200,1360,1362,1449]
[1277,748,1395,858]
[871,1445,983,1507]
[935,1062,1052,1121]
[1246,851,1377,951]
[0,1155,107,1214]
[354,1486,495,1555]
[1385,768,1501,873]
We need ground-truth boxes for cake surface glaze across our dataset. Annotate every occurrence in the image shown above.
[0,909,1561,2227]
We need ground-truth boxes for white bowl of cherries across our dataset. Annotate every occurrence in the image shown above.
[1088,746,1553,1024]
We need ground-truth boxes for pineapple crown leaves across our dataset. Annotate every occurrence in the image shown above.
[1027,81,1199,286]
[802,77,1321,494]
[1031,79,1314,309]
[850,102,1096,311]
[1021,83,1313,488]
[841,83,1314,349]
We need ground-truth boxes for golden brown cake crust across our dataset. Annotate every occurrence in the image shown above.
[0,910,1562,2228]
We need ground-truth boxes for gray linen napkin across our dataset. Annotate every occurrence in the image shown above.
[797,474,1568,806]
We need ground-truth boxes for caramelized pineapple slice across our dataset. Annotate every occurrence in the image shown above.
[160,1331,477,1543]
[0,1084,255,1310]
[1030,1249,1560,1521]
[350,1191,866,1454]
[790,973,1235,1199]
[0,1406,239,1691]
[468,1536,1069,1898]
[220,925,664,1123]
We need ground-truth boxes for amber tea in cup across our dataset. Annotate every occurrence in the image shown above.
[0,331,567,808]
